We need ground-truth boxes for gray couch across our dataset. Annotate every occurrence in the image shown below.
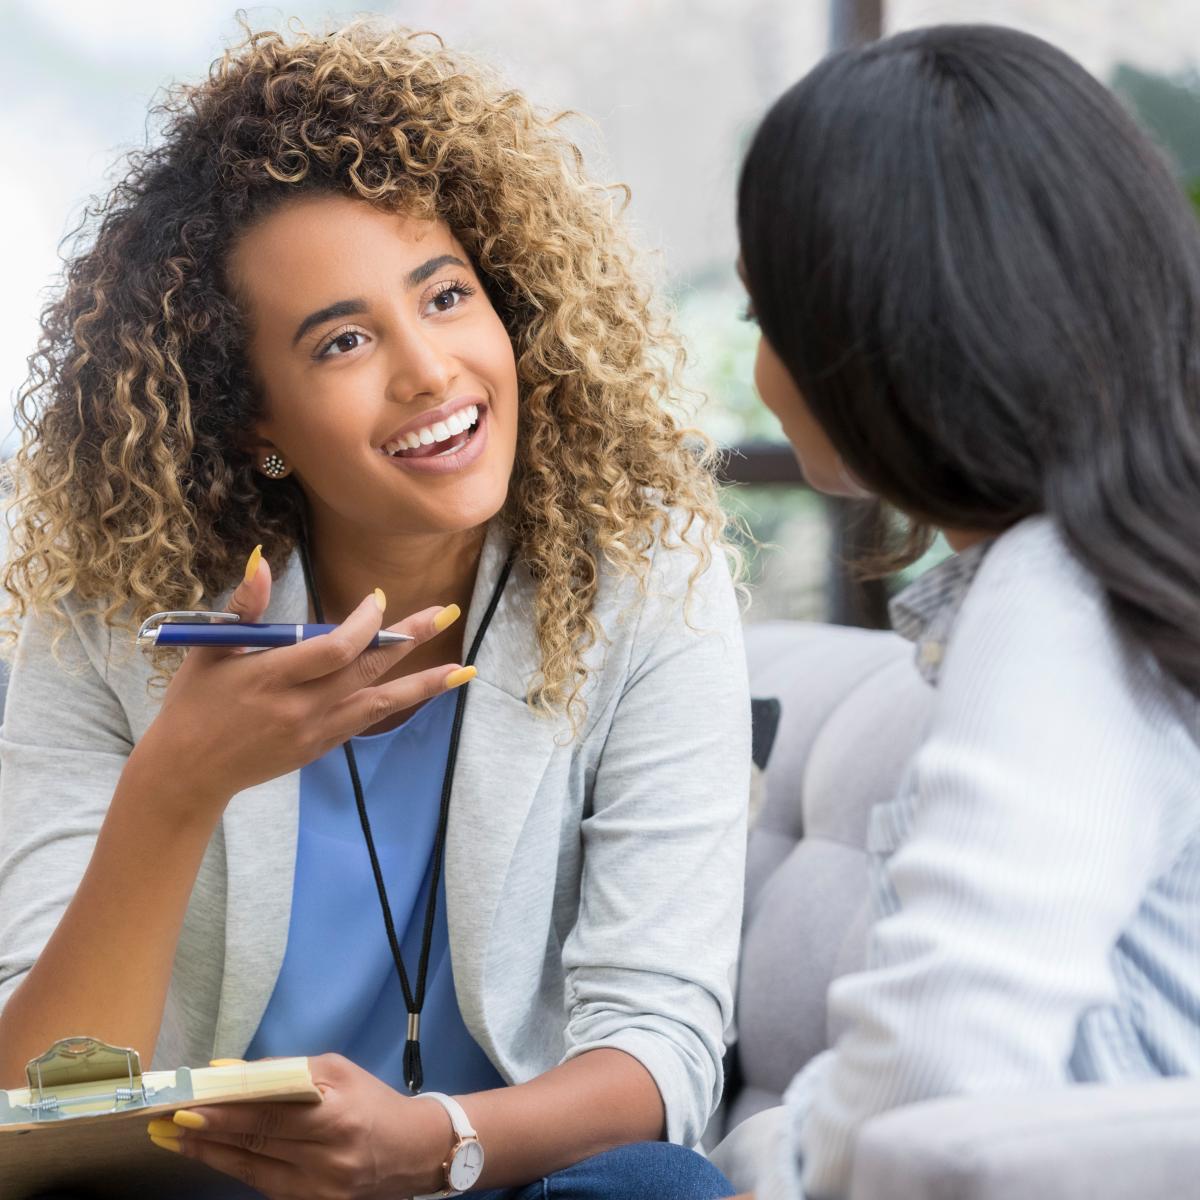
[712,620,1200,1199]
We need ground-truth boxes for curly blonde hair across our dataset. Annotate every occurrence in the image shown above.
[4,20,738,723]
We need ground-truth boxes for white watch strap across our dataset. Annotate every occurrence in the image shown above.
[419,1091,477,1139]
[413,1092,480,1200]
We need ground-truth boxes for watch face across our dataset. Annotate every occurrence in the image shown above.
[448,1138,485,1190]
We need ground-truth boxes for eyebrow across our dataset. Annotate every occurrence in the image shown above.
[290,255,470,346]
[407,253,467,288]
[291,298,367,347]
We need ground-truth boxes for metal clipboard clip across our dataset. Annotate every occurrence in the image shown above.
[0,1036,194,1123]
[136,610,241,646]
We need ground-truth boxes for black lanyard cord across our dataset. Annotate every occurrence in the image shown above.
[297,533,514,1092]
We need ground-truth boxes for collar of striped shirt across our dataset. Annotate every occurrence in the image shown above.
[888,538,994,685]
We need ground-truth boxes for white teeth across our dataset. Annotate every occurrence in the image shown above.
[379,405,482,456]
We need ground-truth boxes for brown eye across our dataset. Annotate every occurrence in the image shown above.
[423,279,477,317]
[316,329,366,359]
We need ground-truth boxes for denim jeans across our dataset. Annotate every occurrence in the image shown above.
[33,1141,735,1200]
[473,1141,736,1200]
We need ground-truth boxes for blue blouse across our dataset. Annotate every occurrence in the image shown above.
[247,689,505,1097]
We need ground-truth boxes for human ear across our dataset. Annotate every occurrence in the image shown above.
[244,425,291,480]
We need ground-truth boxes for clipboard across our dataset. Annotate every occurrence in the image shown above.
[0,1036,321,1199]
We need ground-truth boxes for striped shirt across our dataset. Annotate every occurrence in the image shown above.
[762,515,1200,1199]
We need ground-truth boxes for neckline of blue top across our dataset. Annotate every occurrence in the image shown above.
[350,688,457,743]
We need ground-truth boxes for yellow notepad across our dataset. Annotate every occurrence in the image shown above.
[0,1036,321,1198]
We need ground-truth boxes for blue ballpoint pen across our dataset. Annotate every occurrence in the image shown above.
[136,610,413,648]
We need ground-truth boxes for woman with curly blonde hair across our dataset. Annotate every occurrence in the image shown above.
[0,21,747,1200]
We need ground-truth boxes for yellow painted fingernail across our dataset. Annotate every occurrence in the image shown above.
[445,666,476,689]
[148,1118,179,1137]
[373,587,386,613]
[433,604,461,632]
[149,1134,182,1153]
[209,1058,247,1067]
[243,544,262,584]
[172,1110,207,1131]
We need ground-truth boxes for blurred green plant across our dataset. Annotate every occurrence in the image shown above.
[722,483,817,565]
[1112,63,1200,215]
[1190,179,1200,217]
[672,283,782,445]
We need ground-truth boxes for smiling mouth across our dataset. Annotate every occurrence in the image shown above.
[380,404,482,460]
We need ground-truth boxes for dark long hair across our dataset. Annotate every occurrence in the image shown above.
[739,23,1200,697]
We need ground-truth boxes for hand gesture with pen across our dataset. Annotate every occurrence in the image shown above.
[128,546,472,815]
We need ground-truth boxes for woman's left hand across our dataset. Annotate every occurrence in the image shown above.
[147,1054,452,1199]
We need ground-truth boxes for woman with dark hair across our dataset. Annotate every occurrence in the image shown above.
[0,21,747,1200]
[728,23,1200,1199]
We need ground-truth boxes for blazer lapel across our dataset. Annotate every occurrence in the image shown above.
[444,525,563,1039]
[212,554,308,1058]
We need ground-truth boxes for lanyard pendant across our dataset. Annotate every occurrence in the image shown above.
[405,1011,424,1094]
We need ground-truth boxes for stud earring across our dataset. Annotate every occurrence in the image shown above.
[261,452,288,479]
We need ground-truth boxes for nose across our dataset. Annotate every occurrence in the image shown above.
[385,321,456,404]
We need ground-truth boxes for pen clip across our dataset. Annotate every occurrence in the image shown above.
[136,610,241,646]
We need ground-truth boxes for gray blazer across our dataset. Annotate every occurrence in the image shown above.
[0,520,750,1145]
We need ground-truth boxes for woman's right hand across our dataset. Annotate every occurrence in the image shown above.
[129,547,470,820]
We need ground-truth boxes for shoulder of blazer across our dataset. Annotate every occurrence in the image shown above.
[500,508,734,743]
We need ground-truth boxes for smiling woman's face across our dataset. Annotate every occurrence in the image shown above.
[229,193,518,539]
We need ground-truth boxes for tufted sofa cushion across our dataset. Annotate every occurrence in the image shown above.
[723,621,933,1134]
